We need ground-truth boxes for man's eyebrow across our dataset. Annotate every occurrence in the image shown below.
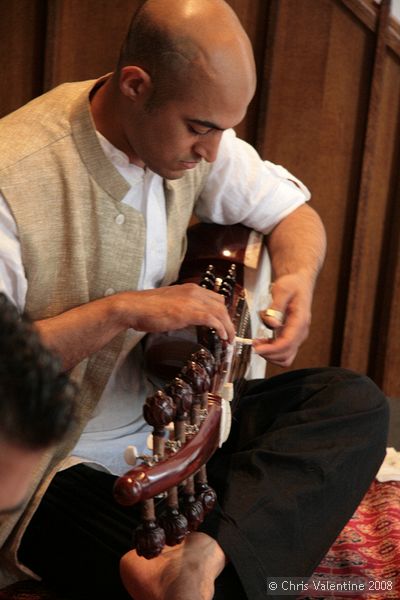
[189,118,225,131]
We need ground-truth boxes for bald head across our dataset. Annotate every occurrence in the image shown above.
[92,0,257,175]
[117,0,256,108]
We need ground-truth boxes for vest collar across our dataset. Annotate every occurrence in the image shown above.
[70,79,131,203]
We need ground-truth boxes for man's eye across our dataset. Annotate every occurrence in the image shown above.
[188,125,211,136]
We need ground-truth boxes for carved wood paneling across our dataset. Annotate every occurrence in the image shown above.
[44,0,140,89]
[256,0,376,375]
[341,0,391,374]
[225,0,270,144]
[258,0,399,395]
[0,0,47,117]
[369,47,400,395]
[341,0,378,31]
[0,0,399,394]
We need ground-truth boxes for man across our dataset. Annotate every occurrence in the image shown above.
[0,293,76,515]
[0,1,388,599]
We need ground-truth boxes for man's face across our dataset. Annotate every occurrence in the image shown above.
[0,439,43,516]
[123,76,253,179]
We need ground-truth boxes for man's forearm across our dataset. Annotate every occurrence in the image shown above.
[34,285,236,372]
[266,203,327,287]
[34,295,128,371]
[254,203,327,366]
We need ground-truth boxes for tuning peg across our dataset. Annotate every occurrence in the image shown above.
[164,377,193,418]
[223,271,236,288]
[200,265,216,290]
[143,390,176,431]
[135,504,166,559]
[124,445,139,466]
[159,507,188,547]
[180,361,210,394]
[191,347,216,378]
[205,265,216,280]
[219,283,233,307]
[200,276,215,290]
[124,445,160,467]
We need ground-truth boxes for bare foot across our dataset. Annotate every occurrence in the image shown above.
[120,531,227,600]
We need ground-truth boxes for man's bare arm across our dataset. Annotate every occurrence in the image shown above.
[35,284,235,371]
[253,203,327,367]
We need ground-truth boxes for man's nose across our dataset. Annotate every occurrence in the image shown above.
[193,131,223,163]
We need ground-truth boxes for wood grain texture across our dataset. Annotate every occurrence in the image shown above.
[257,0,376,375]
[0,0,399,394]
[341,0,391,373]
[0,0,46,117]
[44,0,141,89]
[340,0,378,31]
[226,0,270,144]
[388,13,400,57]
[368,49,400,395]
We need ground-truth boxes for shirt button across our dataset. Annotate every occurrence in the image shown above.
[104,288,115,297]
[115,213,125,225]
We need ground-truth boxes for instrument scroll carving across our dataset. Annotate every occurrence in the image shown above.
[113,223,266,558]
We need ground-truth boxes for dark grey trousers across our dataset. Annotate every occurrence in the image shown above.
[19,368,389,600]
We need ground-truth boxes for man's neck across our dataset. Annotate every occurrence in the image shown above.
[90,76,145,168]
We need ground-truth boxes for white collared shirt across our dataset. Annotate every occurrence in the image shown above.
[0,128,309,474]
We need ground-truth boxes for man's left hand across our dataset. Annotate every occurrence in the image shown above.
[253,272,313,367]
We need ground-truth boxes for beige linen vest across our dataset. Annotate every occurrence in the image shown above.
[0,79,211,582]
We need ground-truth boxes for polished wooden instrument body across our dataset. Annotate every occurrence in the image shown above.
[113,223,267,558]
[114,393,222,506]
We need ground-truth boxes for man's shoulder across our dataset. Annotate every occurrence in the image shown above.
[0,80,96,173]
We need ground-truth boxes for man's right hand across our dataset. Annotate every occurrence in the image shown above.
[35,283,235,371]
[117,283,235,342]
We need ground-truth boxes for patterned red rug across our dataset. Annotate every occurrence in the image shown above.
[1,481,399,599]
[301,481,400,599]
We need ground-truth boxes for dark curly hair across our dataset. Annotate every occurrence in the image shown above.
[0,293,77,450]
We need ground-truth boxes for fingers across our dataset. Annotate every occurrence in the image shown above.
[127,284,235,342]
[254,311,310,366]
[175,284,235,342]
[255,275,312,366]
[253,336,297,367]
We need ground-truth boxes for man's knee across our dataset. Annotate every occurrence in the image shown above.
[323,368,389,450]
[328,367,388,414]
[292,367,389,444]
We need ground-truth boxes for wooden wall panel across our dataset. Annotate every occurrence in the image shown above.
[341,0,391,374]
[225,0,270,144]
[379,180,400,395]
[44,0,141,89]
[369,48,400,395]
[0,0,399,394]
[0,0,46,117]
[344,50,400,379]
[256,0,376,375]
[378,176,400,396]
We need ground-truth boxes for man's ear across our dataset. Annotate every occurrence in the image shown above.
[119,66,152,101]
